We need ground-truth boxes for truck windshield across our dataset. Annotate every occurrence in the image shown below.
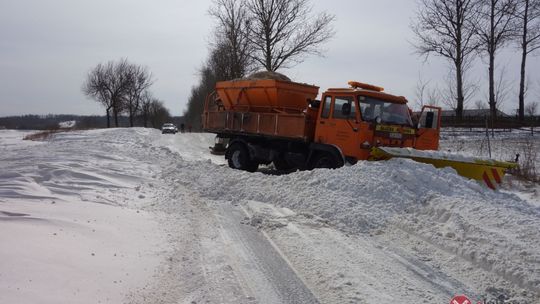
[358,96,413,127]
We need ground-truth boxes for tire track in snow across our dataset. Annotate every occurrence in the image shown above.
[213,203,321,304]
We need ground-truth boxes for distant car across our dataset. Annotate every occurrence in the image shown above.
[161,123,178,134]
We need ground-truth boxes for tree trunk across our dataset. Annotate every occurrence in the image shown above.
[455,10,464,121]
[489,50,497,120]
[106,108,111,128]
[518,0,529,121]
[488,0,497,121]
[129,108,134,127]
[265,26,273,71]
[455,60,464,120]
[519,47,527,121]
[114,108,119,127]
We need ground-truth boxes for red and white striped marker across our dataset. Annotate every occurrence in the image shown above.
[482,168,504,190]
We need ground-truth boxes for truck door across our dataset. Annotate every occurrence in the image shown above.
[315,95,333,143]
[315,95,360,157]
[415,105,442,150]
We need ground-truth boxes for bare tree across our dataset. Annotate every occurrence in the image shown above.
[83,63,113,127]
[209,0,254,79]
[481,65,513,112]
[414,75,430,109]
[426,86,441,107]
[83,59,154,128]
[245,0,335,71]
[108,59,131,127]
[125,64,153,127]
[183,66,217,130]
[148,99,171,128]
[476,0,518,119]
[493,65,514,111]
[441,70,478,112]
[526,100,539,115]
[414,74,440,109]
[516,0,540,120]
[474,99,487,109]
[412,0,481,119]
[139,90,153,128]
[83,59,131,127]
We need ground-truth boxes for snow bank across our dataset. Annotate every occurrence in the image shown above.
[0,128,167,304]
[157,133,539,299]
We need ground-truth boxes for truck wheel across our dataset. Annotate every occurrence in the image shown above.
[310,152,341,169]
[227,143,258,172]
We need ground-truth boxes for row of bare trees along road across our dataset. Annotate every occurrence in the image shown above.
[412,0,540,120]
[83,59,171,128]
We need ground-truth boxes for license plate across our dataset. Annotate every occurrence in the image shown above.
[389,132,402,139]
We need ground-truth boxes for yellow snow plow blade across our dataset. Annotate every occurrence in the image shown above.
[370,147,518,190]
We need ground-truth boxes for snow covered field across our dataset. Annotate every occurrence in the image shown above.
[0,128,538,303]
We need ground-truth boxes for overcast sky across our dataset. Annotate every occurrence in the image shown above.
[1,0,539,117]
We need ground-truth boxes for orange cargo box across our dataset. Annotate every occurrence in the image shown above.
[215,79,319,112]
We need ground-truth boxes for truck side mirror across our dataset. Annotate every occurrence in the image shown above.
[309,99,321,108]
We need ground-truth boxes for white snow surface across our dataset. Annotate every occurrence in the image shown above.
[0,129,166,304]
[58,120,76,128]
[379,146,512,164]
[1,128,539,303]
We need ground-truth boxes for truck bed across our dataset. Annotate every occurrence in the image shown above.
[215,79,319,112]
[203,109,315,141]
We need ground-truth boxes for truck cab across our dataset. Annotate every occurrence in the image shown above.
[314,82,441,163]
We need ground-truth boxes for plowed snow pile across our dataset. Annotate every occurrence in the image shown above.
[1,128,538,303]
[157,130,539,302]
[171,152,539,297]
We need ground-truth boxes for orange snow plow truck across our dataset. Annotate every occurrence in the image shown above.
[203,79,517,189]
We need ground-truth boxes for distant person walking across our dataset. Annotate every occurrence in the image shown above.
[180,123,185,133]
[188,125,192,133]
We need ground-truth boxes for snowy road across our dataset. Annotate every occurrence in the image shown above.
[1,128,539,304]
[213,204,320,303]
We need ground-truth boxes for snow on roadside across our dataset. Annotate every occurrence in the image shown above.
[2,128,538,303]
[0,198,163,304]
[0,128,167,304]
[0,130,44,149]
[152,132,226,165]
[157,132,539,302]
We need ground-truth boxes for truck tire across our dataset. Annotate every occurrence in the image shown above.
[310,152,342,169]
[227,142,258,172]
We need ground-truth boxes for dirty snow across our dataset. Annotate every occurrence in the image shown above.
[1,128,538,304]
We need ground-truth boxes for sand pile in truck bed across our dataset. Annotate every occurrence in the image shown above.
[237,71,292,81]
